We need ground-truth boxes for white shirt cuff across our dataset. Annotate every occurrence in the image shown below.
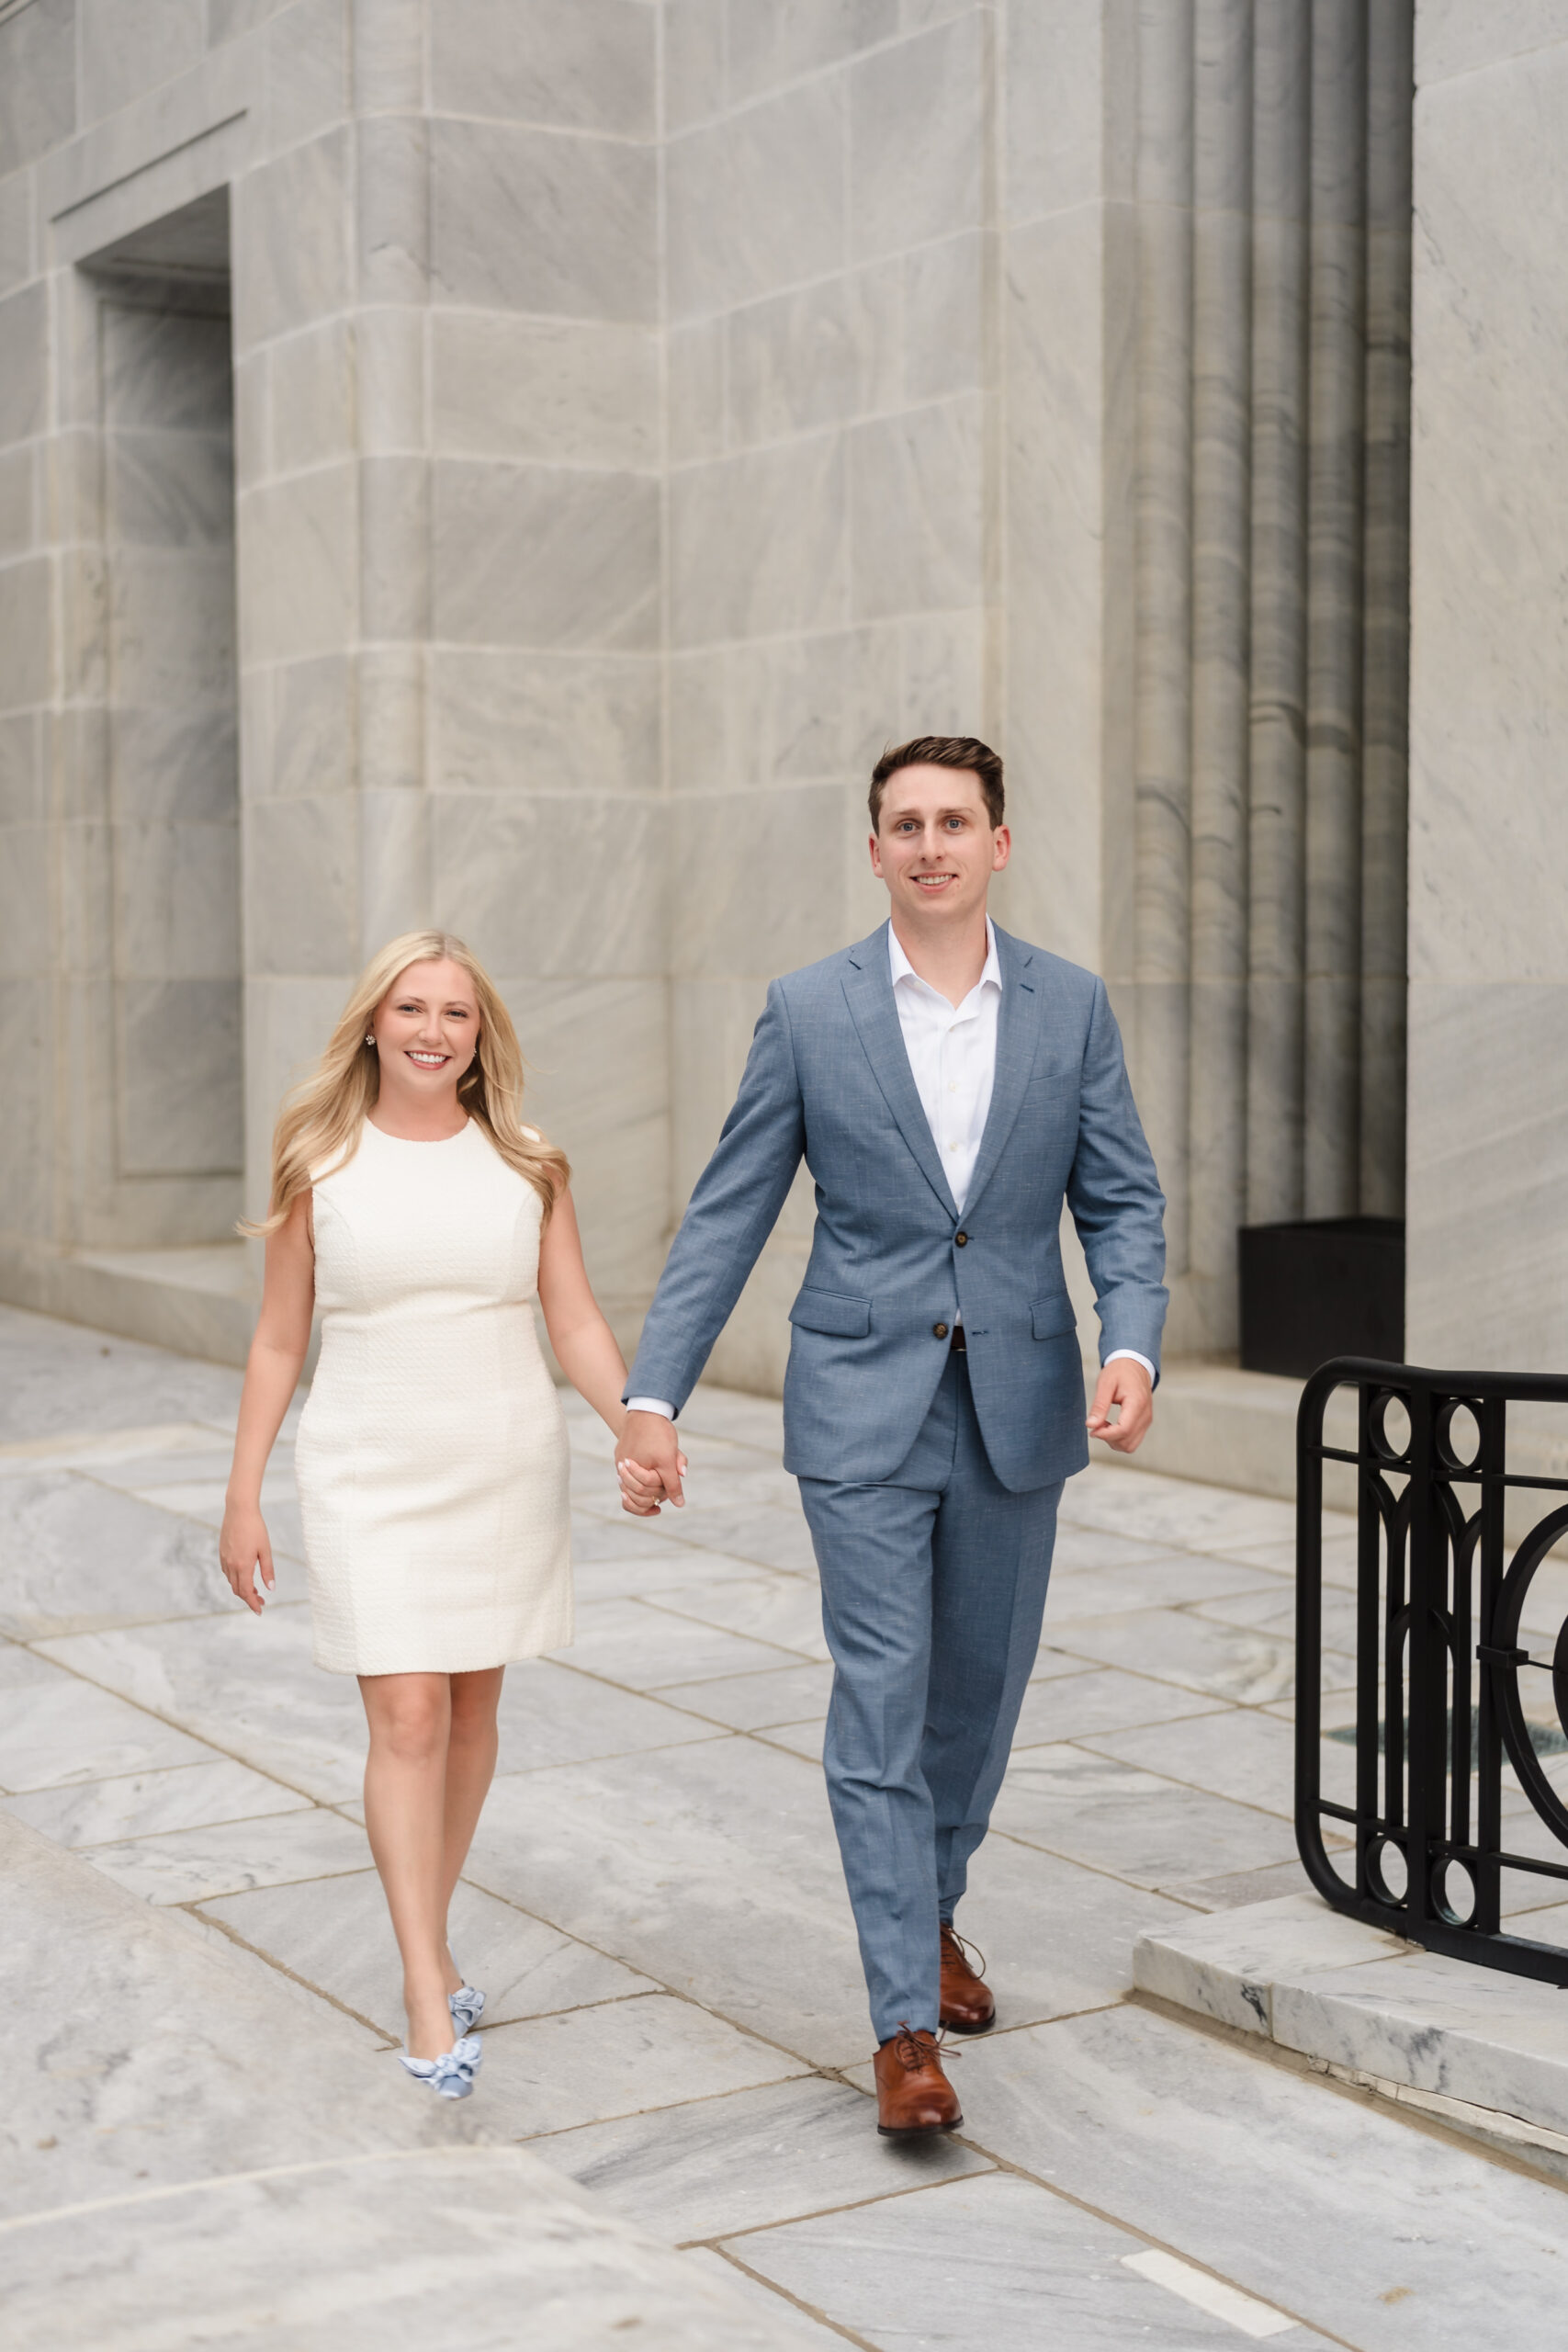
[1104,1349,1156,1382]
[626,1397,676,1420]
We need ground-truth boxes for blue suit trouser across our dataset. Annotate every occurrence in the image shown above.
[797,1351,1061,2042]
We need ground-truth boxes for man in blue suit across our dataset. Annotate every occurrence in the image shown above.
[617,736,1167,2137]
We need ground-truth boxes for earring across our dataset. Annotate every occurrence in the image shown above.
[365,1034,375,1046]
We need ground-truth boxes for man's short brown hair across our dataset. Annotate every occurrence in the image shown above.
[869,735,1005,831]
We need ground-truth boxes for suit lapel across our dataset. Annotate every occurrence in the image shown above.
[841,926,961,1220]
[962,926,1041,1219]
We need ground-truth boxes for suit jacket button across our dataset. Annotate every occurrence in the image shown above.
[933,1322,949,1340]
[954,1231,967,1246]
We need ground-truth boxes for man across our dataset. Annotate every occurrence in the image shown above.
[617,736,1166,2137]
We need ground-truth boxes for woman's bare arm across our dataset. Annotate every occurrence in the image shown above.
[219,1194,314,1614]
[535,1183,639,1439]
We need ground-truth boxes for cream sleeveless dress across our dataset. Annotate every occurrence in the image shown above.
[294,1118,572,1676]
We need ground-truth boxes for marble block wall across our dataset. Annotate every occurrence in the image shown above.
[1404,3,1568,1373]
[1,0,1430,1398]
[662,1,1000,1391]
[232,0,668,1342]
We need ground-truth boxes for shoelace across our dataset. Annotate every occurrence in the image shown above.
[941,1923,987,1981]
[888,2020,961,2074]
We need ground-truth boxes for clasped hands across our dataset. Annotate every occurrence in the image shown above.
[616,1408,688,1515]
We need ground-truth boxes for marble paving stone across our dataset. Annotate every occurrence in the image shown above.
[638,1500,821,1577]
[550,1596,807,1689]
[1035,1522,1179,1574]
[466,1737,872,2065]
[949,2005,1568,2349]
[0,1421,231,1477]
[1,1756,309,1848]
[5,2150,824,2352]
[0,1814,440,2219]
[1132,1890,1411,2034]
[132,1473,305,1565]
[754,1719,824,1760]
[1062,1467,1299,1555]
[199,1867,656,2036]
[1194,1583,1360,1653]
[990,1746,1301,1889]
[468,1994,808,2137]
[649,1572,829,1661]
[0,1306,243,1446]
[682,2251,850,2350]
[1167,1857,1352,1913]
[722,2171,1328,2352]
[1045,1554,1285,1618]
[1080,1707,1303,1816]
[0,1667,215,1791]
[1012,1669,1228,1747]
[1030,1644,1102,1682]
[1042,1607,1355,1705]
[85,1804,370,1905]
[539,2075,988,2245]
[35,1609,369,1801]
[0,1470,238,1635]
[571,1547,773,1603]
[494,1657,728,1770]
[657,1660,835,1732]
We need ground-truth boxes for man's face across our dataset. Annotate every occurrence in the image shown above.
[869,764,1010,924]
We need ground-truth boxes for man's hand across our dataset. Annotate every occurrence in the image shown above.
[616,1410,688,1512]
[1086,1359,1153,1453]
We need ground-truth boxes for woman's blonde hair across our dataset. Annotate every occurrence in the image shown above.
[241,931,569,1238]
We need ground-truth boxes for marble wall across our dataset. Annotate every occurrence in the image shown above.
[0,1,1430,1391]
[662,1,998,1390]
[1404,3,1568,1371]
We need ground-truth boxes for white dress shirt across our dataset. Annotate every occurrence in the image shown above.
[627,919,1151,1418]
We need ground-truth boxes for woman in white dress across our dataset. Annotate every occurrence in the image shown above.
[219,931,660,2097]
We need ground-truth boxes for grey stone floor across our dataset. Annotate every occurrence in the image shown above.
[3,1302,1564,2348]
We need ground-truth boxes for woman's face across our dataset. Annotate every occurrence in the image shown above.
[369,959,480,1099]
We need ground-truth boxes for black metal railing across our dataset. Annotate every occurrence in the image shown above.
[1297,1359,1568,1982]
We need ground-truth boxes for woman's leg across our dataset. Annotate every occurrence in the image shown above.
[437,1667,504,1985]
[359,1670,456,2059]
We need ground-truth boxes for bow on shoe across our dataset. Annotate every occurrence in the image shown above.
[400,2034,483,2098]
[449,1984,485,2035]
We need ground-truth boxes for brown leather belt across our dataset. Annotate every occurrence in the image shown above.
[949,1324,966,1354]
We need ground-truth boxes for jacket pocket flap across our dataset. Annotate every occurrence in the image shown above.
[1032,1298,1076,1341]
[789,1287,872,1339]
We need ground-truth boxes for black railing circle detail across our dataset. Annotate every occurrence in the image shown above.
[1369,1386,1414,1468]
[1435,1396,1484,1476]
[1297,1357,1568,1987]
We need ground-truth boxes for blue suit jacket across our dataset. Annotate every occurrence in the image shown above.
[626,922,1168,1492]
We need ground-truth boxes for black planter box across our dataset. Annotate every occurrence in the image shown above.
[1237,1216,1405,1379]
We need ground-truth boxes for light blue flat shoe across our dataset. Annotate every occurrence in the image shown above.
[448,1983,484,2036]
[399,2034,482,2099]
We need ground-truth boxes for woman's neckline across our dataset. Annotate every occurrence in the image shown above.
[365,1114,472,1146]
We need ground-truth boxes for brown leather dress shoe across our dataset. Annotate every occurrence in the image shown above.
[939,1921,996,2034]
[873,2023,963,2136]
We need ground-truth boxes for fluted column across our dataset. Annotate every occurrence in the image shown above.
[1359,0,1413,1216]
[1187,0,1253,1342]
[1245,0,1311,1224]
[1134,0,1196,1287]
[1303,0,1369,1218]
[1123,0,1414,1352]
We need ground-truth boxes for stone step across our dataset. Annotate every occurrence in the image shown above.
[1134,1890,1568,2170]
[0,1813,818,2348]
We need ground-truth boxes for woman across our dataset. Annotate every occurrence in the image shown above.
[219,931,657,2098]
